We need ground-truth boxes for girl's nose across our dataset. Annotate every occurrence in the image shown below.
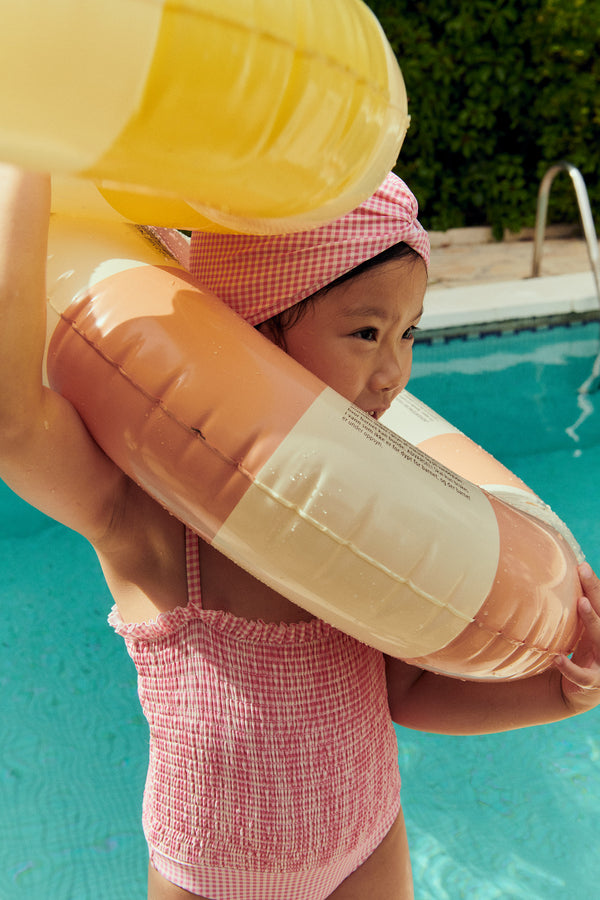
[371,348,408,394]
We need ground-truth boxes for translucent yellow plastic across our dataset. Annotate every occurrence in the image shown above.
[0,0,409,232]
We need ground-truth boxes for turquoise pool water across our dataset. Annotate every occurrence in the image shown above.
[405,321,600,899]
[1,322,600,898]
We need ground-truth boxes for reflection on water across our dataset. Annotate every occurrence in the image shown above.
[0,505,148,898]
[566,349,600,453]
[412,322,600,459]
[408,322,600,899]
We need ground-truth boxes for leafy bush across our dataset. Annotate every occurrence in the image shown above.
[366,0,600,236]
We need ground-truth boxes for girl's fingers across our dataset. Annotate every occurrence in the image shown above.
[555,653,600,691]
[578,593,600,626]
[556,593,600,689]
[575,595,600,659]
[553,567,600,703]
[579,562,600,614]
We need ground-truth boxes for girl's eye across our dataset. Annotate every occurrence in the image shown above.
[353,327,378,341]
[403,325,419,341]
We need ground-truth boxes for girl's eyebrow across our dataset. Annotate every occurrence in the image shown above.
[339,304,391,319]
[340,304,424,320]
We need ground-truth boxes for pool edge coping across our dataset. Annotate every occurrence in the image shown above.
[421,271,599,338]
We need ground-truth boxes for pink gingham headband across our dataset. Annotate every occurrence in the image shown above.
[189,172,429,325]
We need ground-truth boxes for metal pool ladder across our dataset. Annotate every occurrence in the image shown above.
[532,160,600,306]
[533,162,600,394]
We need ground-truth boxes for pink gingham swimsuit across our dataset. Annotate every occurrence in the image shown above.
[109,529,401,899]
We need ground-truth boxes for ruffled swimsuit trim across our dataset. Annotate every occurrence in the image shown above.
[108,529,339,646]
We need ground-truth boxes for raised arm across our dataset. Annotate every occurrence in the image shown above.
[0,165,126,542]
[387,563,600,735]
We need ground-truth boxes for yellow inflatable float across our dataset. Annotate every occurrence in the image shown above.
[1,0,408,231]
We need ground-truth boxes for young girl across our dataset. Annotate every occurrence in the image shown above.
[1,164,600,900]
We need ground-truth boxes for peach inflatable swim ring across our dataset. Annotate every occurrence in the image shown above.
[1,0,408,232]
[45,221,583,682]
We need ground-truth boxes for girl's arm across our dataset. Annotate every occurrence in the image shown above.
[387,563,600,735]
[0,164,127,544]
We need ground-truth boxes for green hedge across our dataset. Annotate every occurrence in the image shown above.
[366,0,600,236]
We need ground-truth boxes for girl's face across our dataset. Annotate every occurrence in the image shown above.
[264,257,427,419]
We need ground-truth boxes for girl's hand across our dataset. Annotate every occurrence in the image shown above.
[554,562,600,715]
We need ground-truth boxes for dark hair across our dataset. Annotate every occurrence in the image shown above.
[257,242,423,350]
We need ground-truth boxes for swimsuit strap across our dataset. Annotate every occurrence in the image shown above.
[185,527,203,610]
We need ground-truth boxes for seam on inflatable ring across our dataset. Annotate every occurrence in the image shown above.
[59,312,556,659]
[246,477,475,620]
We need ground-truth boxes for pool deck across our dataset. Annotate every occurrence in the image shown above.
[422,226,600,337]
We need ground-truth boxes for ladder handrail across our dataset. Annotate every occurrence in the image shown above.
[532,161,600,306]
